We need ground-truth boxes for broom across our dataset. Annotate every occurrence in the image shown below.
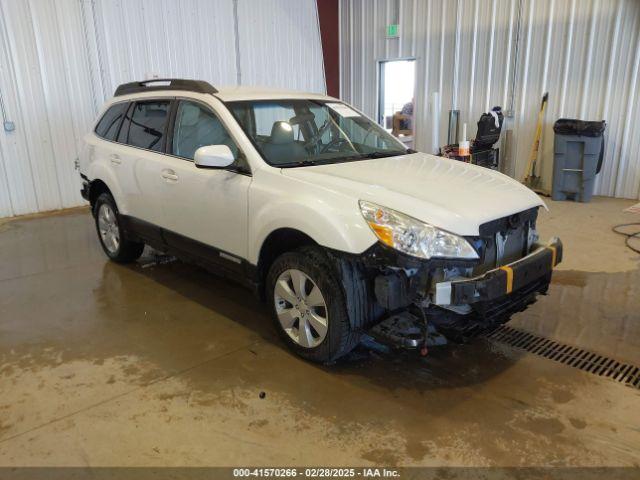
[522,92,549,192]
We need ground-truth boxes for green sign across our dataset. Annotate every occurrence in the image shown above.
[386,24,399,38]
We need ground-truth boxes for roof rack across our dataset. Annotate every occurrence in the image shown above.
[113,79,218,97]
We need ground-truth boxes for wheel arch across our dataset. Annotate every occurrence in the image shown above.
[249,201,377,265]
[256,228,318,297]
[88,179,112,211]
[86,159,127,214]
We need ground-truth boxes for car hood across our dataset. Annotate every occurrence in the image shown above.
[281,152,545,236]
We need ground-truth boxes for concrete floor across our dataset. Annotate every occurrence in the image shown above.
[0,197,639,467]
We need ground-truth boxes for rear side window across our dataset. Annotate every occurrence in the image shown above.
[95,103,128,141]
[121,101,170,152]
[117,103,133,144]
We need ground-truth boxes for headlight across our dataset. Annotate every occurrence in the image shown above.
[359,201,479,260]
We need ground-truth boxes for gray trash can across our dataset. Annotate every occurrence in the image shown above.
[552,119,606,202]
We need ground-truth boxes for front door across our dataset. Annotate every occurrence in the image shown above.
[159,99,251,264]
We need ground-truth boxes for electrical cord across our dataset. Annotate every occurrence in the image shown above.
[612,223,640,254]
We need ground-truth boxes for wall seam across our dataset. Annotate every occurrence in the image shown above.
[232,0,242,85]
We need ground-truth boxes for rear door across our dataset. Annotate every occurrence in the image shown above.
[114,99,172,226]
[89,101,130,209]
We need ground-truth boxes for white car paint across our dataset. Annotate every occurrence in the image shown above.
[280,152,545,236]
[160,154,252,259]
[246,166,374,265]
[81,87,544,267]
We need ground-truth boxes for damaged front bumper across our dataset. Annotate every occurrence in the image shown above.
[355,236,562,346]
[346,207,561,346]
[434,238,563,306]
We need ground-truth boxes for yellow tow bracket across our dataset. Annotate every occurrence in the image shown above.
[547,245,557,267]
[499,266,514,294]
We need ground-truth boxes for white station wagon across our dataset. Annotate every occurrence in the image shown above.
[79,79,562,363]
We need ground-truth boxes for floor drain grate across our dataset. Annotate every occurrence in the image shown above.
[487,326,640,390]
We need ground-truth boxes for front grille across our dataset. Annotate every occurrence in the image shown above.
[497,225,528,265]
[473,208,538,275]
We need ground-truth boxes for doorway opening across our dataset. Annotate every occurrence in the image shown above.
[378,59,416,147]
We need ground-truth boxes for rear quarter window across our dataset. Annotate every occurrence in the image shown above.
[94,103,128,141]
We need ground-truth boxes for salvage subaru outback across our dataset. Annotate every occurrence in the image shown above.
[79,79,562,363]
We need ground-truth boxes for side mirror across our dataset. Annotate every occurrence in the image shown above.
[194,145,235,169]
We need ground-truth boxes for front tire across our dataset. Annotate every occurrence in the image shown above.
[266,247,359,363]
[94,193,144,263]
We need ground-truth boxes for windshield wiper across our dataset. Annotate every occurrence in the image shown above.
[334,153,368,162]
[277,151,406,168]
[358,151,406,159]
[277,159,320,168]
[314,151,405,163]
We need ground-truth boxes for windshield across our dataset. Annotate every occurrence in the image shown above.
[227,99,408,167]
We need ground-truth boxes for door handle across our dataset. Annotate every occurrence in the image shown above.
[109,154,121,165]
[161,169,178,182]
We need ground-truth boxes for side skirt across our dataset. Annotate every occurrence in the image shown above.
[119,215,260,295]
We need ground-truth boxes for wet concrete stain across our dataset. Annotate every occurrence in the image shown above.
[551,389,575,404]
[550,270,589,288]
[361,447,402,465]
[0,422,12,436]
[0,210,639,466]
[248,419,269,429]
[520,416,566,436]
[510,268,640,366]
[569,418,587,430]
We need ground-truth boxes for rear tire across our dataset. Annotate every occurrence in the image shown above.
[266,246,360,363]
[94,192,144,263]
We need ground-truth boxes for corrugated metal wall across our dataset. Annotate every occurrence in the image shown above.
[236,0,326,91]
[0,0,325,218]
[340,0,640,199]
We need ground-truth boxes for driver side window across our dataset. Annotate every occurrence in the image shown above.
[172,101,239,160]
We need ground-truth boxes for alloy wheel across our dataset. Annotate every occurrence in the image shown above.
[97,203,120,254]
[274,268,328,348]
